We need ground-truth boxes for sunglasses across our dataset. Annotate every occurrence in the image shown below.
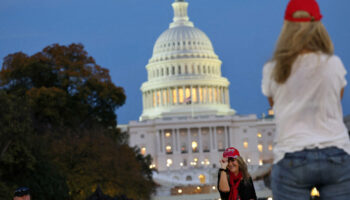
[14,187,30,197]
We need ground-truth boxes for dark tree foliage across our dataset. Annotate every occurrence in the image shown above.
[0,43,155,200]
[0,43,126,133]
[0,92,69,200]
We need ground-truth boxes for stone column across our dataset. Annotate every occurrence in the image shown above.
[213,127,217,151]
[156,129,161,155]
[175,129,180,153]
[209,126,214,151]
[172,129,176,154]
[224,126,228,149]
[170,88,173,105]
[159,129,164,154]
[198,127,202,153]
[187,128,191,154]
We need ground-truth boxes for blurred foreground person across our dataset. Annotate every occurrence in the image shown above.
[218,147,257,200]
[13,187,30,200]
[261,0,350,199]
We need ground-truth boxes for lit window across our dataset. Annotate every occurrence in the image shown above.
[172,88,177,104]
[199,174,206,184]
[194,158,198,162]
[268,144,273,151]
[192,87,197,103]
[199,87,203,102]
[163,90,167,105]
[243,141,248,148]
[311,187,320,197]
[157,91,160,105]
[208,87,212,102]
[214,87,217,102]
[185,87,191,100]
[166,145,172,153]
[257,132,262,138]
[165,132,171,138]
[192,141,198,151]
[167,159,173,166]
[179,88,184,103]
[153,92,156,107]
[268,109,274,116]
[259,159,263,166]
[141,147,146,155]
[149,164,156,169]
[258,144,263,152]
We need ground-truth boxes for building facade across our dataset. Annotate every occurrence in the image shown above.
[127,0,275,198]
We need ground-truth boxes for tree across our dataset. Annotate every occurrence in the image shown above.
[1,43,126,133]
[0,43,156,200]
[0,91,69,200]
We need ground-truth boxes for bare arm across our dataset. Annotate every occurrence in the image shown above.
[219,171,230,192]
[218,158,230,192]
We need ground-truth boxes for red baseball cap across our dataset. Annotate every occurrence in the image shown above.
[284,0,322,22]
[223,147,240,158]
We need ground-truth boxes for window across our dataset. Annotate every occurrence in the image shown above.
[163,90,167,106]
[141,147,146,155]
[179,88,184,103]
[166,159,172,167]
[166,145,172,154]
[172,88,177,104]
[258,144,263,152]
[268,144,273,151]
[199,87,203,103]
[156,91,160,106]
[243,141,248,148]
[257,132,262,138]
[165,132,171,138]
[192,141,198,152]
[199,174,206,184]
[192,87,197,103]
[208,87,213,102]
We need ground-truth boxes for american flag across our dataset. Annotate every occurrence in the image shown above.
[185,96,191,104]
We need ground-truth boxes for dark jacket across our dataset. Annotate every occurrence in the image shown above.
[217,170,257,200]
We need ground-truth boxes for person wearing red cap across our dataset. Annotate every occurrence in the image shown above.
[217,147,257,200]
[262,0,350,199]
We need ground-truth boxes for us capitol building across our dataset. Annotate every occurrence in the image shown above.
[124,0,275,199]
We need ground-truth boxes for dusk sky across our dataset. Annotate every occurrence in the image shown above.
[1,0,349,124]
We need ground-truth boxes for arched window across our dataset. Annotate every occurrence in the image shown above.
[186,176,192,181]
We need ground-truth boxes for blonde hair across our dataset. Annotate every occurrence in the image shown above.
[272,11,334,84]
[235,156,250,182]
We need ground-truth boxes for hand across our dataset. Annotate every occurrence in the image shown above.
[219,157,228,169]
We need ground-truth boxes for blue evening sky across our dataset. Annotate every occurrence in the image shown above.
[1,0,349,124]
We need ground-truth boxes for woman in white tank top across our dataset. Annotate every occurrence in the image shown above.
[261,0,350,199]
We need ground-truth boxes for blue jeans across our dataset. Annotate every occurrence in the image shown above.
[271,147,350,200]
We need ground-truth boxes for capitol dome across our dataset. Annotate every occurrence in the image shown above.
[140,0,235,121]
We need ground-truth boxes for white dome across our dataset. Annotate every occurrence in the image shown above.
[150,26,218,63]
[139,0,235,121]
